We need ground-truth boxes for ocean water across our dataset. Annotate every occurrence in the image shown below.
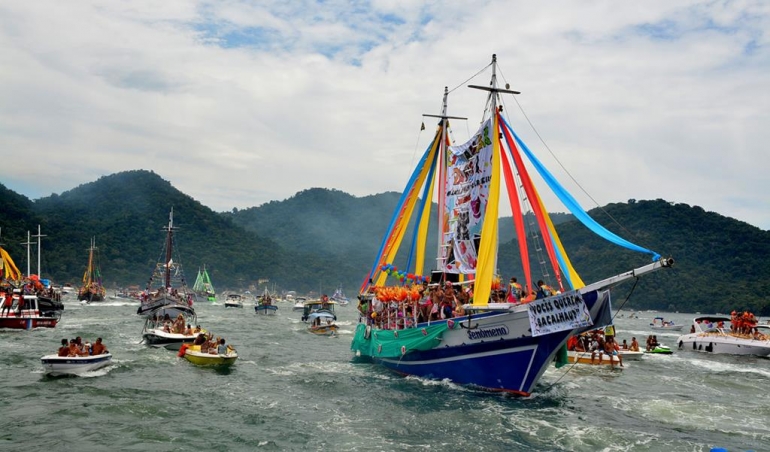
[1,298,768,452]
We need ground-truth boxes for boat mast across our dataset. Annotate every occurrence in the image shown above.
[468,54,521,278]
[164,208,175,289]
[33,225,45,277]
[424,87,466,274]
[21,230,33,277]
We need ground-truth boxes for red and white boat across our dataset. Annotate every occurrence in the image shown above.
[0,291,60,330]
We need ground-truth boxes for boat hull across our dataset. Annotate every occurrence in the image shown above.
[618,350,644,360]
[143,329,197,351]
[224,302,243,308]
[676,334,770,356]
[567,350,624,366]
[353,289,612,395]
[183,345,237,366]
[309,324,338,335]
[0,316,58,330]
[41,353,112,376]
[650,325,684,331]
[255,305,277,315]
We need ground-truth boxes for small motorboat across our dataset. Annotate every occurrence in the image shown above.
[305,300,338,336]
[224,294,245,308]
[40,353,113,376]
[650,317,684,331]
[180,344,238,367]
[566,350,624,367]
[292,296,307,312]
[142,305,201,351]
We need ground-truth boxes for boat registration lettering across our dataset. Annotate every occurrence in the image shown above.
[467,325,509,341]
[528,292,593,337]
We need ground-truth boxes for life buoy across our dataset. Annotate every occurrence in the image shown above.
[177,343,189,357]
[364,325,372,340]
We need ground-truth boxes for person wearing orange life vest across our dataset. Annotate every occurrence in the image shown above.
[506,277,523,303]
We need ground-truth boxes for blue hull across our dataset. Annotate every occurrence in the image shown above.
[255,305,278,315]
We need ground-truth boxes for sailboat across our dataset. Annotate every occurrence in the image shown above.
[78,238,106,302]
[192,265,216,302]
[351,55,674,396]
[136,208,194,318]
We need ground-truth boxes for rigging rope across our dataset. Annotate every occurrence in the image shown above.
[497,69,641,239]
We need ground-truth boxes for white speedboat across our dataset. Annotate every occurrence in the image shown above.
[41,353,112,376]
[142,305,200,350]
[676,316,770,356]
[292,296,307,312]
[650,316,684,331]
[224,294,245,308]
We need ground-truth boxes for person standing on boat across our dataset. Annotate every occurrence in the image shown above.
[507,277,522,303]
[535,280,554,299]
[1,290,12,316]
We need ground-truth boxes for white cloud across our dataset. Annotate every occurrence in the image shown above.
[0,0,768,229]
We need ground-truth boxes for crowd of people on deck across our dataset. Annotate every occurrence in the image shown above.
[358,275,562,331]
[56,336,109,357]
[1,280,61,317]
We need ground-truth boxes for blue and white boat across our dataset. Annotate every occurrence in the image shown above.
[41,353,112,376]
[351,55,673,396]
[255,289,278,315]
[303,299,338,335]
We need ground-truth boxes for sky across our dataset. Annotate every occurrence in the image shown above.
[1,0,768,230]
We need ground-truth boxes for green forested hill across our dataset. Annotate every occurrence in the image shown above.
[1,174,768,314]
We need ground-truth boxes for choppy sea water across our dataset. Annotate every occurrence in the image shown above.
[1,298,768,452]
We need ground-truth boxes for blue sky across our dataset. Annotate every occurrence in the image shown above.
[0,0,768,229]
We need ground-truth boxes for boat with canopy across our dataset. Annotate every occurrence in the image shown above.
[78,238,106,302]
[351,55,674,396]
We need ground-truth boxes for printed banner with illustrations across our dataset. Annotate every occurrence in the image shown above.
[442,119,494,273]
[527,290,593,337]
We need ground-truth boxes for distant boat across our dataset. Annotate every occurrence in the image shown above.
[330,286,349,306]
[78,238,106,303]
[255,288,277,315]
[650,317,684,331]
[136,208,194,318]
[192,265,216,302]
[351,55,673,396]
[224,294,245,308]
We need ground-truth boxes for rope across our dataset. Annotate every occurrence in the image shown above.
[497,68,640,238]
[544,278,640,392]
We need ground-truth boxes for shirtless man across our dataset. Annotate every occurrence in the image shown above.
[57,339,69,356]
[91,337,108,355]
